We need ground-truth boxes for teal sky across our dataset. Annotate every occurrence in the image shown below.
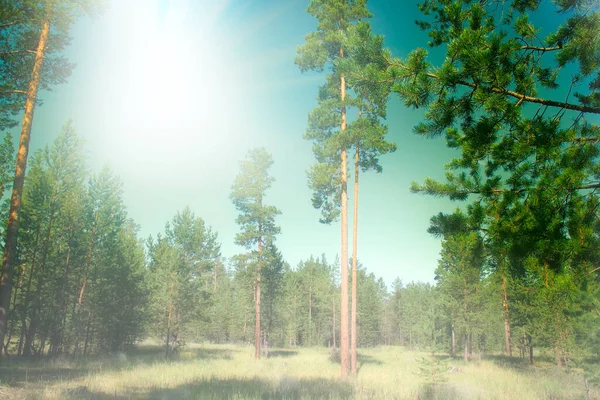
[15,0,492,285]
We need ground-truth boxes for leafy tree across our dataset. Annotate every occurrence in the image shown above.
[0,0,105,356]
[296,0,374,376]
[231,147,280,359]
[435,232,485,361]
[342,22,397,371]
[147,207,220,357]
[367,0,600,366]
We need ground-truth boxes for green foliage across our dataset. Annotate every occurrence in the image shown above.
[147,207,220,354]
[380,0,600,367]
[0,0,106,130]
[415,354,450,385]
[0,122,147,356]
[231,148,281,250]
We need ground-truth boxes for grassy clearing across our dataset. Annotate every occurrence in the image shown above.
[0,344,596,399]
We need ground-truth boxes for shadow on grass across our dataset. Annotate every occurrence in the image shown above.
[357,353,383,366]
[0,345,235,388]
[0,365,89,388]
[267,350,298,358]
[418,383,460,400]
[127,345,234,361]
[355,353,383,374]
[484,353,554,371]
[76,377,354,400]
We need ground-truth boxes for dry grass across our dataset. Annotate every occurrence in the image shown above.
[0,343,596,399]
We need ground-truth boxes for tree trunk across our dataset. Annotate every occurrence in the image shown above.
[463,334,469,362]
[254,237,262,359]
[213,264,217,295]
[451,318,456,357]
[54,229,73,356]
[78,211,98,306]
[502,274,512,358]
[166,298,172,359]
[0,18,51,357]
[83,310,92,355]
[332,293,337,350]
[24,200,57,356]
[339,49,350,377]
[527,334,533,364]
[351,144,359,374]
[308,285,312,347]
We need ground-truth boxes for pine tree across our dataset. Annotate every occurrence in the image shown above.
[379,0,600,366]
[0,0,105,356]
[147,208,220,358]
[230,147,280,359]
[296,0,373,376]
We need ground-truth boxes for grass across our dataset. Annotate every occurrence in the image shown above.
[0,343,597,399]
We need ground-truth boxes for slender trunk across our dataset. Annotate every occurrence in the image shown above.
[463,274,469,362]
[351,143,359,374]
[255,236,262,359]
[166,299,172,358]
[54,228,72,355]
[339,47,350,377]
[83,310,92,355]
[78,211,98,306]
[469,332,473,359]
[451,315,456,357]
[502,274,512,358]
[308,285,312,346]
[3,265,22,354]
[213,264,217,295]
[332,293,337,350]
[527,334,533,364]
[24,205,57,356]
[0,18,51,357]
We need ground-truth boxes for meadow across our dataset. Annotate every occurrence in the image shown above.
[0,343,596,399]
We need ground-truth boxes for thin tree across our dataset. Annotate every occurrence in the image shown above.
[296,0,372,376]
[0,0,104,356]
[231,148,280,359]
[344,23,396,372]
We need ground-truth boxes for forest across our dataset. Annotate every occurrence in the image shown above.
[0,0,599,399]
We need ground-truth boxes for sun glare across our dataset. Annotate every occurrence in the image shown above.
[104,0,244,171]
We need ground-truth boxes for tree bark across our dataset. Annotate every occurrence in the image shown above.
[451,316,456,357]
[339,57,350,376]
[527,334,533,364]
[351,144,359,374]
[254,236,262,359]
[0,18,50,357]
[308,284,312,346]
[332,293,336,350]
[502,274,512,358]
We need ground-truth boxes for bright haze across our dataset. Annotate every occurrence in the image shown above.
[18,0,459,285]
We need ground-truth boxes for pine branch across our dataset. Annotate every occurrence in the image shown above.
[569,138,600,144]
[0,21,27,29]
[386,58,600,115]
[520,45,562,52]
[0,50,36,57]
[0,90,27,95]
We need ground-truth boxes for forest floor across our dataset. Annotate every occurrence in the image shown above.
[0,343,596,399]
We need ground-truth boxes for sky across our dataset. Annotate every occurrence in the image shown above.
[15,0,476,286]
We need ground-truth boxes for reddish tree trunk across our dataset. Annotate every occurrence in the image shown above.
[351,144,359,374]
[255,237,262,359]
[339,59,350,376]
[0,18,51,357]
[502,274,512,358]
